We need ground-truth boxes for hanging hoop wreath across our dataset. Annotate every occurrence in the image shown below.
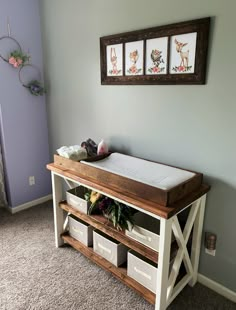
[19,64,46,96]
[0,36,30,68]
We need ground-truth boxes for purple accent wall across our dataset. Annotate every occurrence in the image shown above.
[0,0,51,207]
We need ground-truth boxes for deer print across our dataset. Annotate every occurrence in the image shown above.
[174,38,189,67]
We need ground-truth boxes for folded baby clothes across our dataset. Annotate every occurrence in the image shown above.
[57,145,87,161]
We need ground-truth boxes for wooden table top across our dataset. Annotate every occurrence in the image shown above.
[47,163,210,219]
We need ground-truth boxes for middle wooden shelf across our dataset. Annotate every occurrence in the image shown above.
[60,201,159,263]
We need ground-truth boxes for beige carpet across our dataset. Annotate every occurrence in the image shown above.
[0,202,235,310]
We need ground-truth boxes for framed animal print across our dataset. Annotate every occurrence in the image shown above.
[145,37,168,75]
[106,44,123,76]
[125,41,144,76]
[169,32,197,74]
[100,17,210,85]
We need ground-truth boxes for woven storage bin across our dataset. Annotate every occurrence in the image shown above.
[125,212,161,251]
[128,250,157,293]
[126,212,175,251]
[68,215,93,246]
[93,230,128,267]
[128,250,175,293]
[66,186,90,214]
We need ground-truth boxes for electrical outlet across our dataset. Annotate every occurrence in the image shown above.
[205,248,216,256]
[29,176,35,186]
[205,232,216,256]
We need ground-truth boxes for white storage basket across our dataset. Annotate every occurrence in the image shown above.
[68,215,93,246]
[66,186,90,214]
[93,230,128,267]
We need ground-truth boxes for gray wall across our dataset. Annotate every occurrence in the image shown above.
[40,0,236,291]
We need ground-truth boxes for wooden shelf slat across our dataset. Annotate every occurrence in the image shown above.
[62,234,156,305]
[60,202,158,263]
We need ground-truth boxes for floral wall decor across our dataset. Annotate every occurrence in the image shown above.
[8,49,30,68]
[19,64,46,96]
[0,36,29,67]
[100,17,210,85]
[0,19,46,96]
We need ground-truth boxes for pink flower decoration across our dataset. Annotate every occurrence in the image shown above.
[9,57,16,65]
[178,66,185,72]
[13,62,19,68]
[130,65,137,73]
[17,58,23,65]
[152,66,160,73]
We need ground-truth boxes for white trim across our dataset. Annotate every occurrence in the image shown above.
[5,194,52,214]
[198,273,236,303]
[155,217,172,310]
[51,172,64,247]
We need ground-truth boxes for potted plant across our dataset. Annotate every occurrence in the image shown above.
[85,190,135,231]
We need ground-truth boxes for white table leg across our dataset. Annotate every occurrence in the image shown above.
[189,194,206,287]
[155,218,172,310]
[51,172,64,247]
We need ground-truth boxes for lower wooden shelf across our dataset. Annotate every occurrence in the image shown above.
[62,233,156,305]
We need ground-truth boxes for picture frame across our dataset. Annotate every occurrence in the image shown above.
[100,17,210,85]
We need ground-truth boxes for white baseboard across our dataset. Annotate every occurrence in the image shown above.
[5,194,52,214]
[198,273,236,303]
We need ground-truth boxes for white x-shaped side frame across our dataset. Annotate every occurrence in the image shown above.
[155,194,206,310]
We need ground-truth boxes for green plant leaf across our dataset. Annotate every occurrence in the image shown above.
[84,192,90,201]
[117,204,121,222]
[88,203,97,215]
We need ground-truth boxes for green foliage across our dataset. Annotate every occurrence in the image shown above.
[108,202,135,231]
[88,202,99,215]
[27,80,46,96]
[9,50,30,64]
[84,192,91,201]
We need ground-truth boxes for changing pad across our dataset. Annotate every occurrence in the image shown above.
[81,153,195,190]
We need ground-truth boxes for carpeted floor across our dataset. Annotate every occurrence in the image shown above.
[0,203,235,310]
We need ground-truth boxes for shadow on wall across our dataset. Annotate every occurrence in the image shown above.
[104,135,236,290]
[109,135,155,160]
[202,175,236,232]
[205,16,215,84]
[200,176,236,291]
